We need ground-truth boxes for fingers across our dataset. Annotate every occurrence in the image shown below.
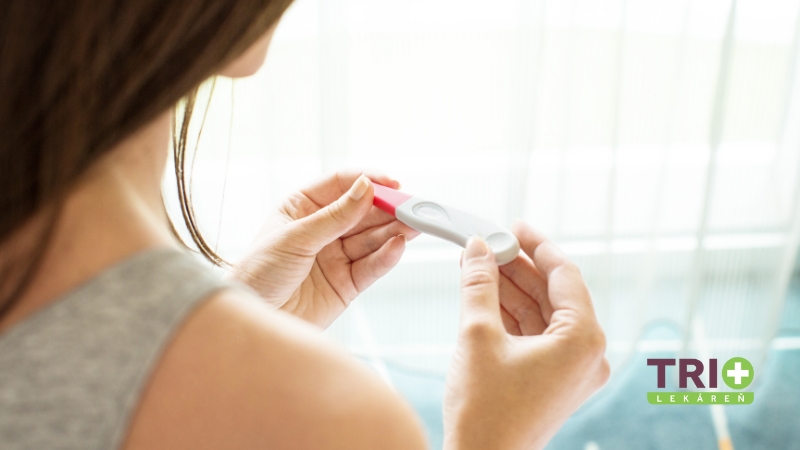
[281,170,406,246]
[512,219,594,315]
[511,219,562,277]
[339,207,401,239]
[300,170,400,209]
[458,236,504,340]
[291,175,374,254]
[500,305,522,336]
[342,219,421,261]
[498,273,547,336]
[499,253,554,325]
[350,234,407,292]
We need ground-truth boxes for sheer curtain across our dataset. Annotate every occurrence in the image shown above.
[165,0,800,377]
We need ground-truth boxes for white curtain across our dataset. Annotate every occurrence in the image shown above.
[165,0,800,377]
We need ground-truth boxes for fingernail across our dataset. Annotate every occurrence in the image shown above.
[464,236,488,259]
[349,175,370,201]
[397,233,406,243]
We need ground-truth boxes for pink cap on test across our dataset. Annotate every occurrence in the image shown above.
[372,183,412,216]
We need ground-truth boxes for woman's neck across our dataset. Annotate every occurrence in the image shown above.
[0,111,180,333]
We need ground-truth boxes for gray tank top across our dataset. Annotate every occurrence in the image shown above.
[0,247,251,449]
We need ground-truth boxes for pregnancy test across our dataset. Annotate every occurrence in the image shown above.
[372,183,520,265]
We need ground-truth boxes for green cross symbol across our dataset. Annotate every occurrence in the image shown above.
[722,357,754,390]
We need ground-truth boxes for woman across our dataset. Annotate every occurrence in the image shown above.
[0,1,609,449]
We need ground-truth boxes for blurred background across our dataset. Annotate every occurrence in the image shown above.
[164,0,800,448]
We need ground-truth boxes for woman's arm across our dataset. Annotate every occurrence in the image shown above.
[122,289,428,450]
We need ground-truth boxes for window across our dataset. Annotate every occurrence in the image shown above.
[165,0,800,376]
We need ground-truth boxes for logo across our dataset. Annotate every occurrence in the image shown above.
[721,357,754,389]
[646,357,754,405]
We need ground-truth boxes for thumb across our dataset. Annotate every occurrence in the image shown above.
[459,236,503,339]
[292,175,373,253]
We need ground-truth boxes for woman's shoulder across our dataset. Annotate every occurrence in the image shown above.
[121,287,428,450]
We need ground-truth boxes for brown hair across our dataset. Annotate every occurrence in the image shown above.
[0,0,293,317]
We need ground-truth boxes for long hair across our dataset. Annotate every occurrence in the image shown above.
[0,0,293,317]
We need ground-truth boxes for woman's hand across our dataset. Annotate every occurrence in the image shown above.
[444,220,609,450]
[228,170,420,329]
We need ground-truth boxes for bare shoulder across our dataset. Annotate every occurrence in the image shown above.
[121,288,428,450]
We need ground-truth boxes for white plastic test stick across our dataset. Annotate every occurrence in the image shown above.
[372,183,520,265]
